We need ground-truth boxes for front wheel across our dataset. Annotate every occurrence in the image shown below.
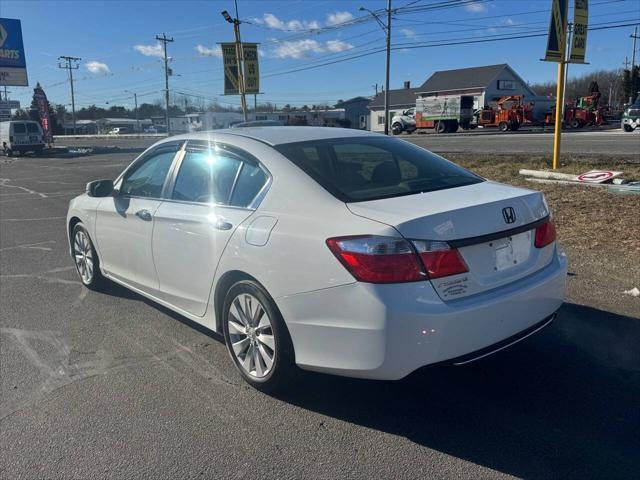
[71,223,105,289]
[623,124,634,132]
[498,122,509,132]
[391,123,403,135]
[223,281,297,392]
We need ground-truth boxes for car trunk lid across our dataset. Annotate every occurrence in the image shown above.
[346,181,555,300]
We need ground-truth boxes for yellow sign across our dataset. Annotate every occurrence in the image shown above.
[543,0,568,63]
[220,42,259,95]
[570,0,589,63]
[242,44,259,94]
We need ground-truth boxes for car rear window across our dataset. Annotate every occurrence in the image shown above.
[275,137,483,202]
[26,123,40,133]
[12,123,27,134]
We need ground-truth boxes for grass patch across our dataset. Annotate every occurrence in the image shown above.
[446,154,640,256]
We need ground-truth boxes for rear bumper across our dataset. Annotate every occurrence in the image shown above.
[277,248,567,380]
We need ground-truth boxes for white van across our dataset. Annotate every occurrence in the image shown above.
[0,120,46,156]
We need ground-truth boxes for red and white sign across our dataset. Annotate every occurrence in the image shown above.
[577,170,623,183]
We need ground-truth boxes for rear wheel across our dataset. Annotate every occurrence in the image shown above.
[223,280,296,392]
[498,122,509,132]
[435,121,447,134]
[571,119,581,129]
[72,223,105,290]
[623,124,634,132]
[391,123,403,135]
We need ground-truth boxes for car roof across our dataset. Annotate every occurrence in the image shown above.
[166,126,382,147]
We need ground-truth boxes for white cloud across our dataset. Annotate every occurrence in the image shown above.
[269,38,354,59]
[326,39,354,52]
[85,61,110,74]
[503,17,515,26]
[466,1,487,13]
[272,39,324,59]
[195,44,222,57]
[255,13,321,31]
[134,43,164,58]
[326,11,354,26]
[401,28,417,39]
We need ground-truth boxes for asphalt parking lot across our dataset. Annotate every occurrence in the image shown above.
[1,148,639,479]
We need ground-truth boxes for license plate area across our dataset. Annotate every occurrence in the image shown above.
[492,232,531,271]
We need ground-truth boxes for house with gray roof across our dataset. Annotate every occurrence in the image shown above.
[368,64,537,132]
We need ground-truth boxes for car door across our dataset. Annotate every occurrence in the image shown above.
[152,141,270,317]
[94,141,183,293]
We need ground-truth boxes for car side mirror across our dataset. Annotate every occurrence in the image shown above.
[86,179,114,197]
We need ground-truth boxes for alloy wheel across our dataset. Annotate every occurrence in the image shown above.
[73,230,94,284]
[227,293,276,378]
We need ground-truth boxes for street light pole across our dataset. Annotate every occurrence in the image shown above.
[360,2,392,135]
[222,3,248,122]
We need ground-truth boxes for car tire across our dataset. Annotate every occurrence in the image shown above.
[435,121,447,134]
[623,124,634,132]
[391,123,403,135]
[499,122,509,132]
[222,280,297,392]
[71,223,105,290]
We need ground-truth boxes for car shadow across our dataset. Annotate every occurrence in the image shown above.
[98,280,225,344]
[272,303,640,478]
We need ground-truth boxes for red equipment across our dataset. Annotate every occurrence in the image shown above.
[477,95,534,132]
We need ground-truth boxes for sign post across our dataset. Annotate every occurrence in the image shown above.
[0,18,28,87]
[543,0,569,170]
[542,0,589,170]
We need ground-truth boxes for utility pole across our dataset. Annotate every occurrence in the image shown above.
[58,56,81,135]
[156,33,174,135]
[360,2,392,134]
[372,83,379,96]
[631,27,639,102]
[125,90,139,132]
[222,1,248,122]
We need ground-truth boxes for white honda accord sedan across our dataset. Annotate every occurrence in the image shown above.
[67,127,567,390]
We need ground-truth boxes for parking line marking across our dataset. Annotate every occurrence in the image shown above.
[0,240,56,251]
[0,178,48,198]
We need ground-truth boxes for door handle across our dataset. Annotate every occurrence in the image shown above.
[135,209,152,221]
[215,218,233,231]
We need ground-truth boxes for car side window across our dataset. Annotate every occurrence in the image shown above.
[120,145,179,198]
[172,147,242,204]
[229,163,268,207]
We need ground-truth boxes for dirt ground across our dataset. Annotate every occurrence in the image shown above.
[446,154,640,318]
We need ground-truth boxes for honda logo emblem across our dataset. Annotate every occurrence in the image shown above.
[502,207,516,224]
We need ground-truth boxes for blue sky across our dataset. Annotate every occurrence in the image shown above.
[2,0,639,111]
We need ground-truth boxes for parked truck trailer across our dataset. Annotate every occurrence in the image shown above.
[391,95,476,135]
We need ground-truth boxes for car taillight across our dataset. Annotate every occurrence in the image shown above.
[534,220,556,248]
[412,240,469,279]
[326,235,425,283]
[326,235,468,283]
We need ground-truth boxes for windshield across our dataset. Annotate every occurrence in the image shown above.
[275,137,484,202]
